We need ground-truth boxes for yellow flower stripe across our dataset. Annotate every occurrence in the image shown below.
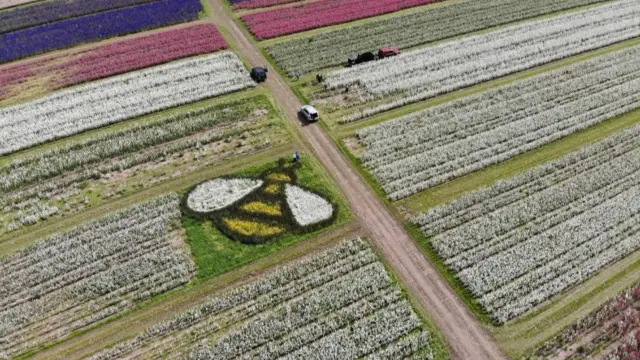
[224,218,284,236]
[267,173,291,182]
[241,201,282,216]
[265,184,280,194]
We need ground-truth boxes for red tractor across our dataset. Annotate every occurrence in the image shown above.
[378,47,400,59]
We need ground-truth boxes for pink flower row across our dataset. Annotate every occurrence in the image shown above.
[0,0,42,10]
[242,0,441,39]
[233,0,301,11]
[0,24,227,102]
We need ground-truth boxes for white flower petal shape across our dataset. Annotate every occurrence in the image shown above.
[285,184,333,226]
[188,178,262,213]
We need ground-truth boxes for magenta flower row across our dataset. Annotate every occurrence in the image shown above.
[242,0,442,39]
[0,24,227,101]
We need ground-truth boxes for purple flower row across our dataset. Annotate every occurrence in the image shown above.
[0,0,202,64]
[0,0,158,34]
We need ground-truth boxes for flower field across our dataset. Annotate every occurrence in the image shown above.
[0,0,156,34]
[0,51,253,156]
[241,0,442,39]
[0,95,288,234]
[0,24,227,103]
[0,194,196,359]
[0,0,202,64]
[413,123,640,323]
[266,0,607,75]
[88,238,436,360]
[356,45,640,200]
[325,0,640,123]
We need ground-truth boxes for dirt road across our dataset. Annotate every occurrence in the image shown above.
[206,3,507,359]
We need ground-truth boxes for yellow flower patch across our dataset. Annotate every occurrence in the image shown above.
[241,201,282,216]
[223,218,284,236]
[265,184,280,194]
[267,173,291,182]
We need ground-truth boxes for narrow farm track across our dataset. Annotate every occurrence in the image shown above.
[206,2,506,359]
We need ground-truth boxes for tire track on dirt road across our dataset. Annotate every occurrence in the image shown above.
[205,3,507,359]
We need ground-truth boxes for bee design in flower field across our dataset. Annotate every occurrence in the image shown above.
[182,159,336,244]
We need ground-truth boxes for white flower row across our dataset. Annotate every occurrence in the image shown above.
[356,43,640,200]
[366,330,431,360]
[0,194,196,359]
[0,51,254,156]
[89,238,433,360]
[413,123,640,323]
[187,178,263,213]
[285,184,335,226]
[326,0,640,122]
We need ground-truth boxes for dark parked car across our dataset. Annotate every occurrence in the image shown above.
[347,51,375,66]
[250,67,268,82]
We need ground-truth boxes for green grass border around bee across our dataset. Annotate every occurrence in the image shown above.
[181,155,350,280]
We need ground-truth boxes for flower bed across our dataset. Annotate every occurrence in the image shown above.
[0,51,253,156]
[414,123,640,323]
[241,0,442,39]
[0,194,196,359]
[0,24,227,103]
[182,159,337,244]
[0,0,202,64]
[88,238,438,360]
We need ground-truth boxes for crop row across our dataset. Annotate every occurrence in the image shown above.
[232,0,301,10]
[0,194,195,360]
[413,123,640,323]
[266,0,608,75]
[326,0,640,123]
[0,95,283,234]
[0,51,253,156]
[356,44,640,200]
[0,0,156,34]
[89,238,435,360]
[0,24,227,103]
[0,0,202,64]
[241,0,441,39]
